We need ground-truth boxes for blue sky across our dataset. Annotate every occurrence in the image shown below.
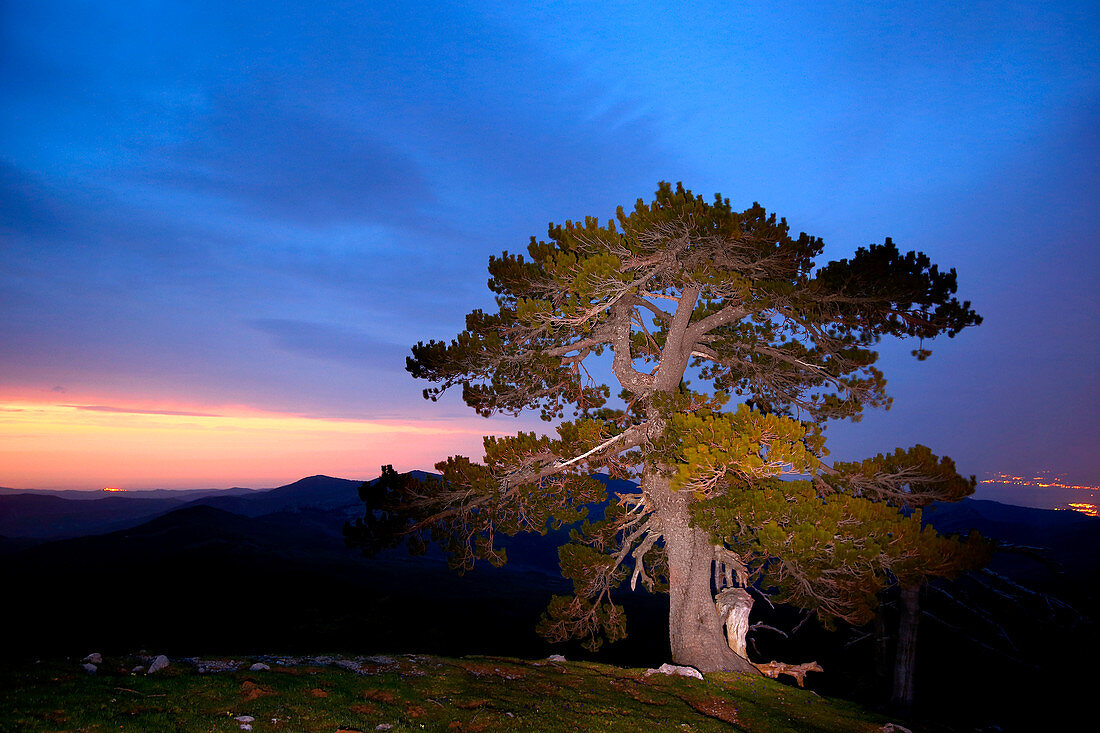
[1,0,1097,494]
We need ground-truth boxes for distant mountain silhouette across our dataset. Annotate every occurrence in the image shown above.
[0,493,190,539]
[180,475,366,518]
[0,487,654,663]
[924,497,1100,592]
[0,475,366,542]
[0,486,258,500]
[926,496,1097,535]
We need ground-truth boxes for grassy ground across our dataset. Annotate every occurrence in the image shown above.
[0,653,900,732]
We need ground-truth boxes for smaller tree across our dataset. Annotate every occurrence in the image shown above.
[826,447,992,712]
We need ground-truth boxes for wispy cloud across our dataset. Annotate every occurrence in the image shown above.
[64,404,223,418]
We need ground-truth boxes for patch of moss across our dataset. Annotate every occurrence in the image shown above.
[0,654,899,732]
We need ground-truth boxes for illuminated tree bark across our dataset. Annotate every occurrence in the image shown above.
[715,587,753,659]
[651,470,756,673]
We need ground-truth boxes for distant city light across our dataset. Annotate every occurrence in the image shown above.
[980,471,1099,492]
[1067,502,1098,518]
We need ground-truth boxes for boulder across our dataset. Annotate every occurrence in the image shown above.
[644,663,704,680]
[148,655,170,674]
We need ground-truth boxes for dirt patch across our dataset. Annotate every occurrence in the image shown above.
[42,710,67,724]
[683,694,739,724]
[350,702,380,715]
[360,689,400,705]
[354,664,389,676]
[239,680,276,702]
[453,698,491,710]
[452,716,494,732]
[527,681,558,696]
[309,687,329,698]
[609,679,666,705]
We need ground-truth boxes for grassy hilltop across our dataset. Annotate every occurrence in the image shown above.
[1,653,897,733]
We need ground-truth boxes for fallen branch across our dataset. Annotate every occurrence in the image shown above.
[753,661,823,687]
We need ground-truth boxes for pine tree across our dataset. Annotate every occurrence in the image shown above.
[391,182,981,673]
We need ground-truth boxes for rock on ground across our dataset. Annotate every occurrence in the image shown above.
[644,663,704,680]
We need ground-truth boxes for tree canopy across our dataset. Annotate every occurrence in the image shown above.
[369,182,983,674]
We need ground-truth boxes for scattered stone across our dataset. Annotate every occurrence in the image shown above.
[882,725,913,733]
[189,659,242,673]
[248,663,270,671]
[148,655,170,674]
[644,663,704,680]
[367,655,395,665]
[82,663,97,674]
[240,726,252,731]
[132,666,145,673]
[547,654,567,662]
[82,652,102,664]
[234,716,254,723]
[375,725,394,731]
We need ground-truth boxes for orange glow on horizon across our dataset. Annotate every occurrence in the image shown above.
[1067,503,1098,518]
[981,471,1100,492]
[0,398,511,490]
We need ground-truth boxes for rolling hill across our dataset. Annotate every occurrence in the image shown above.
[2,472,1096,731]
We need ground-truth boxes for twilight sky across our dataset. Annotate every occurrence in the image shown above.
[1,1,1097,504]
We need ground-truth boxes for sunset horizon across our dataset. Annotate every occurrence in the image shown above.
[4,391,1096,517]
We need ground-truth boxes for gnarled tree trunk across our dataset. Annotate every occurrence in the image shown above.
[715,586,753,659]
[648,467,758,675]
